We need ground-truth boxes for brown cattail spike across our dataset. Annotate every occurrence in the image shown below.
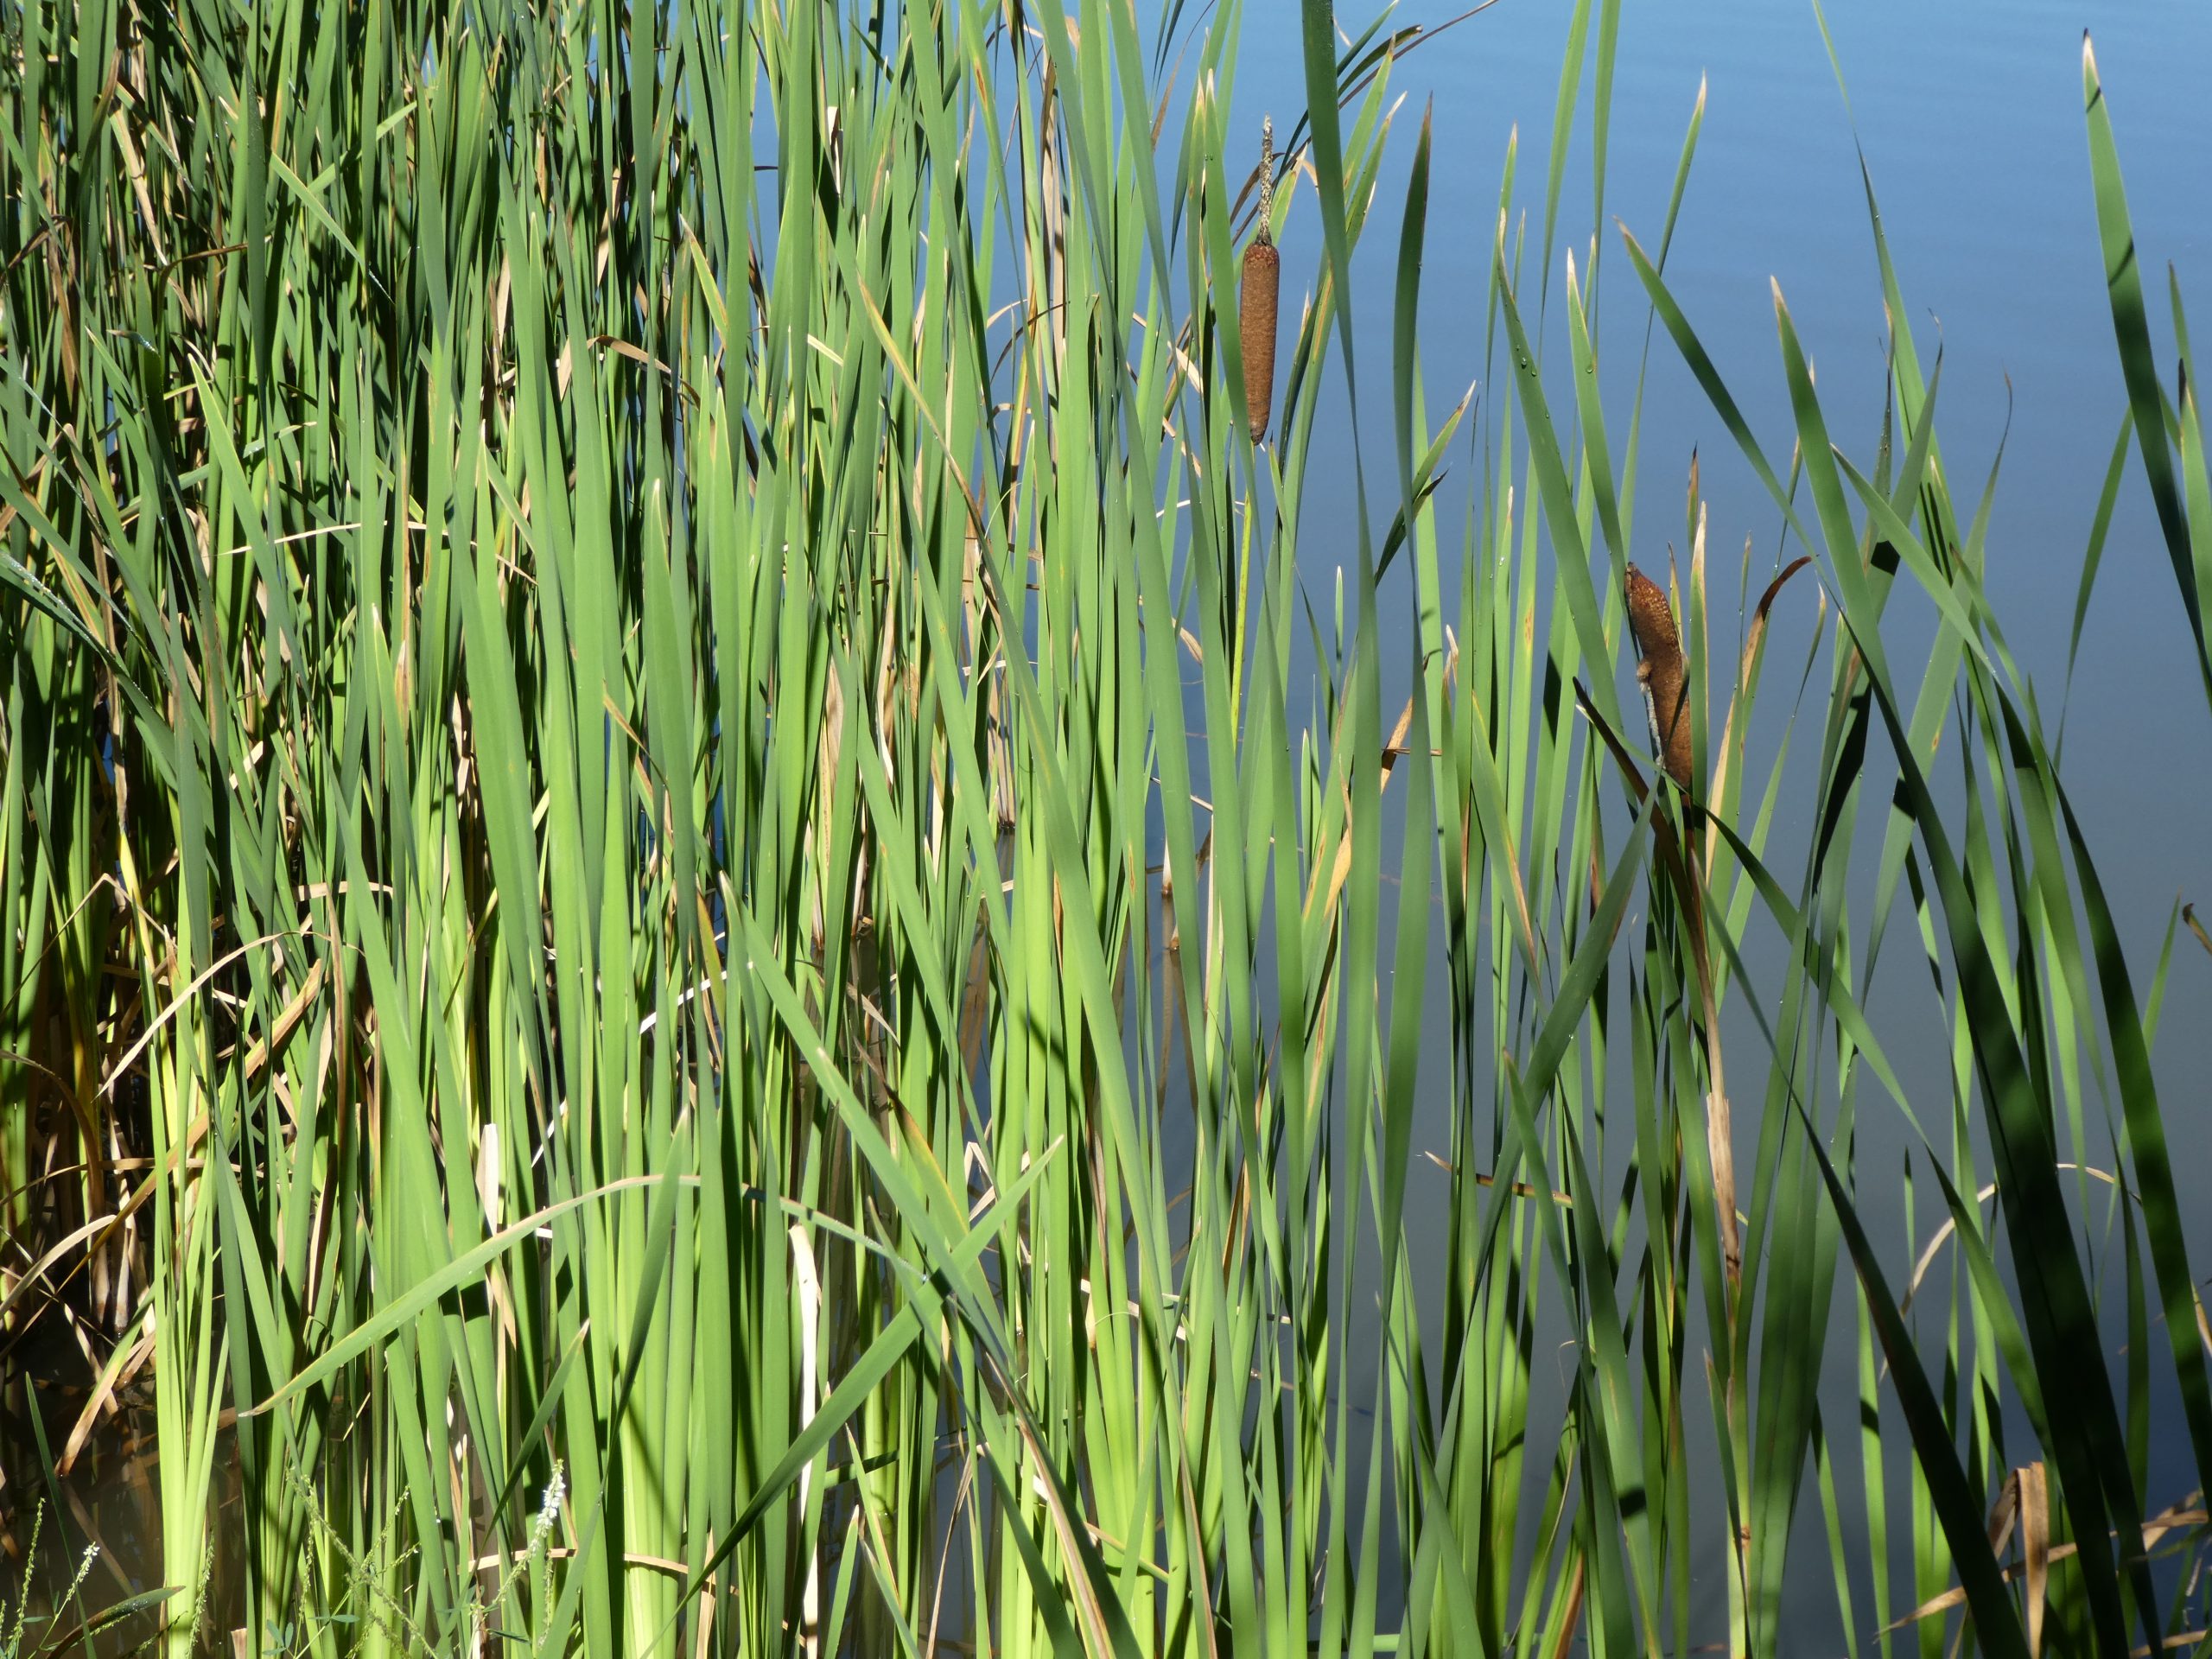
[1624,563,1694,798]
[1240,117,1279,443]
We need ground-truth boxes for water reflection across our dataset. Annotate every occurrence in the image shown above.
[3,1319,236,1655]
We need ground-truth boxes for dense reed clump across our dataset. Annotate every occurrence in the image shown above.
[2,3,2209,1657]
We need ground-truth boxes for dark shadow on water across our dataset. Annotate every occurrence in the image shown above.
[3,1319,243,1656]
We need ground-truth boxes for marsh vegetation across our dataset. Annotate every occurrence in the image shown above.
[2,1,2209,1655]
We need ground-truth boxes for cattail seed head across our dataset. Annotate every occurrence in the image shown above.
[1624,563,1694,796]
[1241,240,1279,443]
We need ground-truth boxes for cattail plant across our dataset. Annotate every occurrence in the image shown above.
[1624,558,1740,1300]
[1240,116,1280,443]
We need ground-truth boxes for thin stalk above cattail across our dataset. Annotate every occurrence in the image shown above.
[1240,116,1279,444]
